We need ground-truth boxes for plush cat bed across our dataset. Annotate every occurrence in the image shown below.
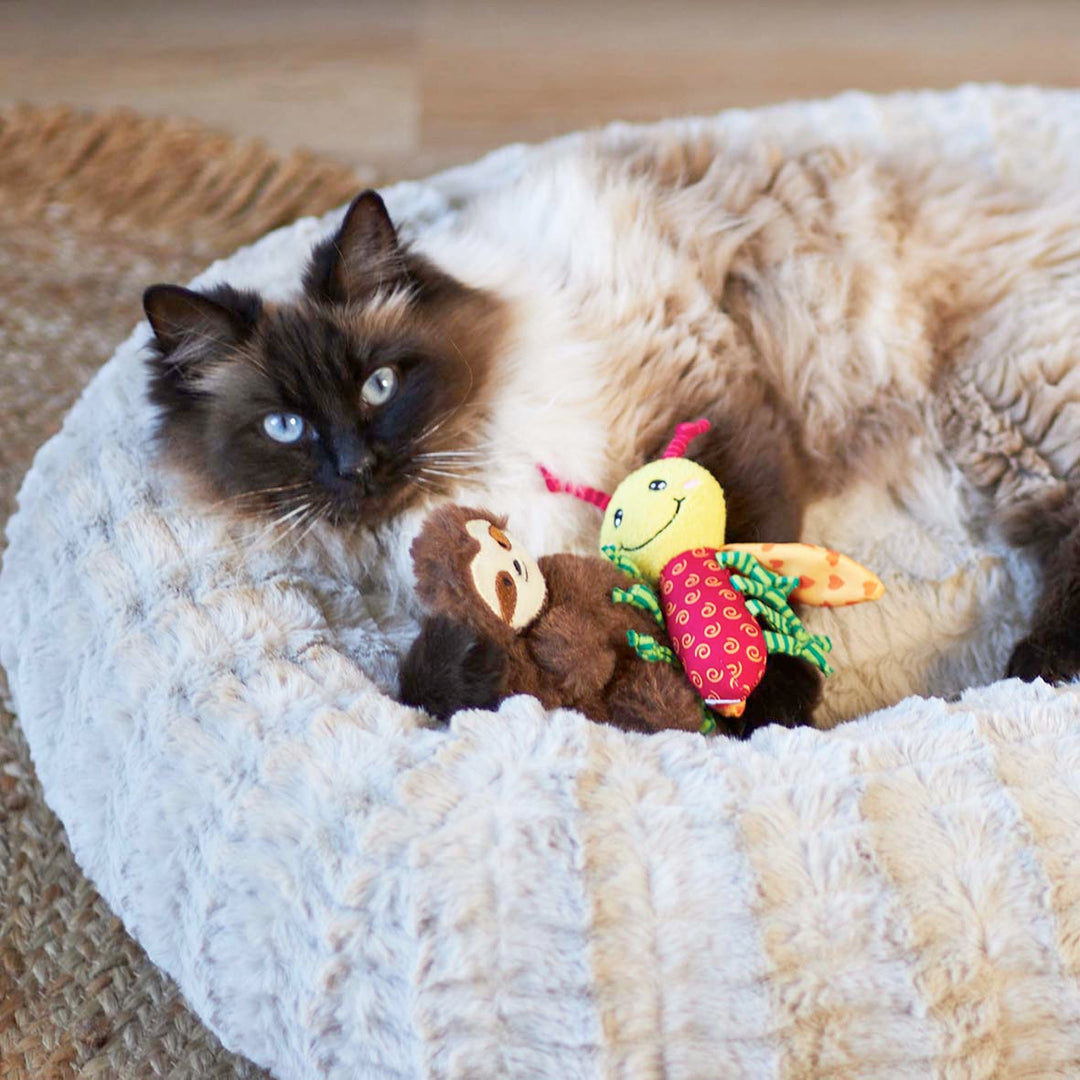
[5,85,1080,1080]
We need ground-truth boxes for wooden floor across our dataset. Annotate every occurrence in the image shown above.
[4,0,1080,181]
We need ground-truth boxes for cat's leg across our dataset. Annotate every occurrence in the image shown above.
[1002,498,1080,682]
[735,652,823,735]
[935,283,1080,684]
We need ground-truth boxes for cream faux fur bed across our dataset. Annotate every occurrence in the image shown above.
[4,85,1080,1079]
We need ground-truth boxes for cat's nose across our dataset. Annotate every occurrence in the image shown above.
[335,444,374,478]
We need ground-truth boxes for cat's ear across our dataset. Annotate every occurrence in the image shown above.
[303,189,406,304]
[143,284,261,357]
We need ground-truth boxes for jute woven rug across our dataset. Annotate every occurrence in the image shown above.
[0,103,366,1080]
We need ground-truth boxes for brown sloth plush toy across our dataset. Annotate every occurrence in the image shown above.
[399,503,707,733]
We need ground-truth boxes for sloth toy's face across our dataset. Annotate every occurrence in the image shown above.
[464,518,547,630]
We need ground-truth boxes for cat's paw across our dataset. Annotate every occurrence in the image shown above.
[737,653,823,736]
[1006,633,1080,684]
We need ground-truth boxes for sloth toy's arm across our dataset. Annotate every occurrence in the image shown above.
[399,614,508,723]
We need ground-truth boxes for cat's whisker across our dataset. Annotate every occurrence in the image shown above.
[262,491,316,514]
[256,512,307,546]
[417,463,484,478]
[405,467,453,494]
[274,504,317,549]
[411,449,488,462]
[289,504,331,555]
[411,448,480,457]
[204,492,304,513]
[412,398,492,462]
[287,524,315,557]
[447,335,476,406]
[411,420,444,447]
[200,482,314,513]
[249,500,314,548]
[258,481,313,494]
[237,509,300,548]
[407,474,440,492]
[269,499,331,552]
[413,406,468,447]
[416,462,476,477]
[416,467,477,485]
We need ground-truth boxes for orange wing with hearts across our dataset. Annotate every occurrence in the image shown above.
[721,543,885,607]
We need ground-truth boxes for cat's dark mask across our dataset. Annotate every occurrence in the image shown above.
[144,190,505,531]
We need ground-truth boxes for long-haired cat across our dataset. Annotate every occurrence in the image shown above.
[144,126,1080,705]
[144,191,506,535]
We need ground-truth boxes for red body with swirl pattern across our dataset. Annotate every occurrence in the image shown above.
[660,548,767,714]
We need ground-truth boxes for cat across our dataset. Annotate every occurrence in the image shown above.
[144,188,822,730]
[144,186,805,557]
[143,124,1080,708]
[143,190,507,535]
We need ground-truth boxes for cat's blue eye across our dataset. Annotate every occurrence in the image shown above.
[648,479,667,491]
[262,412,306,444]
[361,366,398,407]
[613,509,623,528]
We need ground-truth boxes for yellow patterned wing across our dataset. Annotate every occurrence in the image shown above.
[721,543,885,607]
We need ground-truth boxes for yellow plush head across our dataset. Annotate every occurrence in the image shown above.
[599,456,726,583]
[539,419,725,582]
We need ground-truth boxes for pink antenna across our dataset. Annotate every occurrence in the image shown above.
[537,465,611,511]
[662,418,711,459]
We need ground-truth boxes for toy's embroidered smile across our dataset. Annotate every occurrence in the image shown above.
[621,498,684,553]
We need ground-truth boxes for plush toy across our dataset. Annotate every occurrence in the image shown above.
[540,419,884,727]
[400,504,706,733]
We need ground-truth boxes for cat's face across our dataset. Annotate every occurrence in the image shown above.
[144,191,505,532]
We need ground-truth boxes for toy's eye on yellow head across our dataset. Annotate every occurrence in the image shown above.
[599,457,726,582]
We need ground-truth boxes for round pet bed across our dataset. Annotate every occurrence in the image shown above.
[5,86,1080,1079]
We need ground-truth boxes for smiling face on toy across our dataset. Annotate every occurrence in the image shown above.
[599,457,727,582]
